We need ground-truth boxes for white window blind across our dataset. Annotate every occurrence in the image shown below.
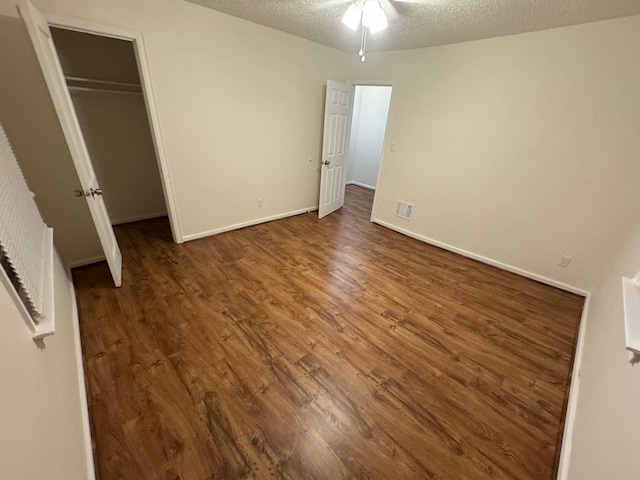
[0,120,55,339]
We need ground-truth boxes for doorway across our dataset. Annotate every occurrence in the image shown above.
[345,85,393,215]
[50,28,168,229]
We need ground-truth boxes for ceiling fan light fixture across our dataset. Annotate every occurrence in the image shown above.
[341,4,363,32]
[362,0,388,33]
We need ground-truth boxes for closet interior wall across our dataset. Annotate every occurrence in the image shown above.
[50,27,167,226]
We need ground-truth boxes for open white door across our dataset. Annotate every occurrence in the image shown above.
[20,0,122,287]
[318,80,355,219]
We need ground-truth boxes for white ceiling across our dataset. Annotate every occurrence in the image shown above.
[184,0,640,54]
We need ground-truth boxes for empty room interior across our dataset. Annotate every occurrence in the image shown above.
[1,0,640,479]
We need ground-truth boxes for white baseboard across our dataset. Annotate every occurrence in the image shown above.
[372,218,589,296]
[183,206,319,242]
[556,293,590,480]
[111,211,167,226]
[346,181,376,191]
[67,256,107,269]
[67,269,97,480]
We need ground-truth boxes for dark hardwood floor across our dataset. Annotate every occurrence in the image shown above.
[73,186,584,480]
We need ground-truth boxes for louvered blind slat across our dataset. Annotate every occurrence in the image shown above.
[0,123,49,321]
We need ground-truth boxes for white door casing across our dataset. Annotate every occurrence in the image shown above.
[20,0,122,287]
[319,80,355,219]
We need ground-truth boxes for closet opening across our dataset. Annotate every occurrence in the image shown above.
[50,26,174,246]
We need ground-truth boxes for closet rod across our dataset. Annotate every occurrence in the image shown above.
[67,85,143,96]
[65,75,142,94]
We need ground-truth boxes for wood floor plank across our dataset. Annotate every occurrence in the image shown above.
[73,185,584,480]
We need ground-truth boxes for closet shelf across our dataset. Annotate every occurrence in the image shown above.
[65,76,142,95]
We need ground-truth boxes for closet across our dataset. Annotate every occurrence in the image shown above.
[50,28,167,226]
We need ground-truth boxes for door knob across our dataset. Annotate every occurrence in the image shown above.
[322,160,331,166]
[74,188,103,197]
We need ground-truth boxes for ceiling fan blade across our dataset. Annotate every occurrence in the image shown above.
[311,0,353,11]
[380,0,400,21]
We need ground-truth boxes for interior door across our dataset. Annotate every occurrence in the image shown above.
[318,80,355,219]
[20,0,122,287]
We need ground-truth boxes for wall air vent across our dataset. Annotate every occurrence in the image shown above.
[394,200,413,220]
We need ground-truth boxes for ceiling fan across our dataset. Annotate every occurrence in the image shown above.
[342,0,436,29]
[334,0,439,61]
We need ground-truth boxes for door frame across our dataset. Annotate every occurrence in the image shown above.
[345,79,395,223]
[45,13,183,243]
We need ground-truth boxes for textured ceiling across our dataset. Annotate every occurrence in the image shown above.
[184,0,640,54]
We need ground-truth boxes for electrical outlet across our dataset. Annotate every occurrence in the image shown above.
[558,255,572,268]
[258,198,263,208]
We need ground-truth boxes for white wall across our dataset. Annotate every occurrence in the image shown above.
[0,0,350,263]
[346,85,392,189]
[350,15,640,292]
[565,219,640,478]
[51,26,141,84]
[0,253,92,479]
